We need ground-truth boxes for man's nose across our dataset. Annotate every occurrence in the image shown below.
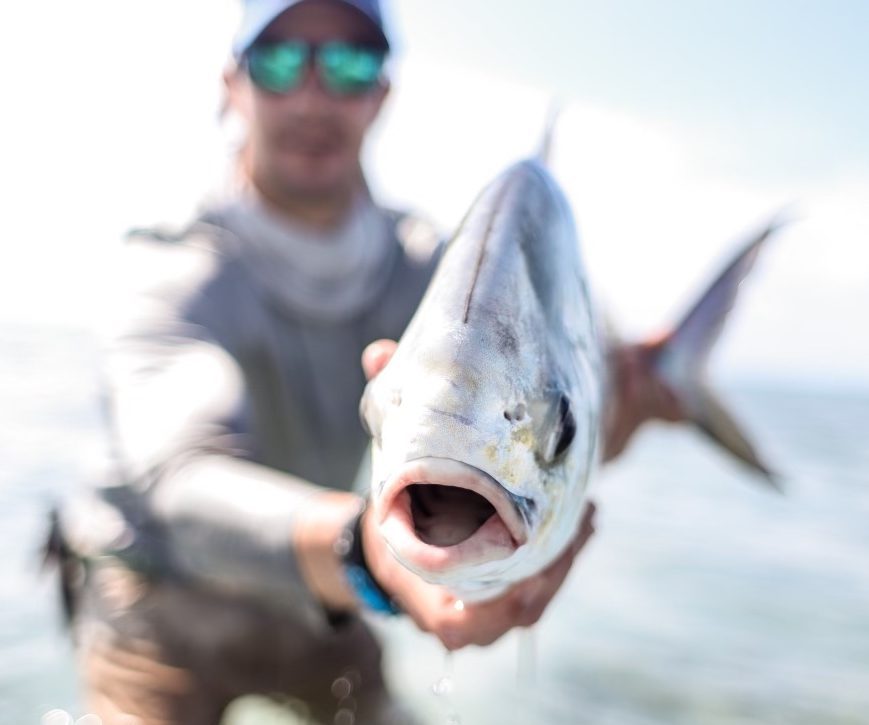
[291,64,334,107]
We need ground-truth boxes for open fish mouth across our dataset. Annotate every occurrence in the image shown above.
[376,457,529,574]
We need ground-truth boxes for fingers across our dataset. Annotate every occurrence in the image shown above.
[573,500,597,555]
[361,339,398,380]
[379,561,519,651]
[418,501,599,649]
[370,496,600,652]
[468,500,599,641]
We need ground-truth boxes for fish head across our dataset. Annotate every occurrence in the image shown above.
[361,161,602,598]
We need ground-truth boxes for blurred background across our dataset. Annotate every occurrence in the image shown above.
[1,1,867,723]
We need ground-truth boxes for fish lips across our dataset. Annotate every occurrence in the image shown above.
[375,457,531,577]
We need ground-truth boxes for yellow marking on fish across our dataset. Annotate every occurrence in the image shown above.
[510,426,535,448]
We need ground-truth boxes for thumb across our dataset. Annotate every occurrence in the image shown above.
[362,339,398,380]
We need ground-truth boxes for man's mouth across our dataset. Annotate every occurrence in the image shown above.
[375,458,528,575]
[278,126,343,156]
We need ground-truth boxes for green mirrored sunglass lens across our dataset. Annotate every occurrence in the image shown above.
[248,43,307,92]
[319,44,384,92]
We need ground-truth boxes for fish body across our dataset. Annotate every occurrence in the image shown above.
[361,157,777,600]
[362,159,602,599]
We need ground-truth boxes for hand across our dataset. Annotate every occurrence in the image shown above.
[362,340,596,650]
[361,338,598,649]
[361,338,398,381]
[363,499,596,649]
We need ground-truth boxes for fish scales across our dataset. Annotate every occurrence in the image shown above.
[362,159,603,599]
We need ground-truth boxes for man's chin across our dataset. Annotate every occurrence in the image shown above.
[281,160,358,199]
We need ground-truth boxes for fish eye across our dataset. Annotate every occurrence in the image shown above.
[535,392,577,465]
[553,394,576,459]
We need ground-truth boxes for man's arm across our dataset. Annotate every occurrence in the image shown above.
[94,233,361,625]
[93,235,597,643]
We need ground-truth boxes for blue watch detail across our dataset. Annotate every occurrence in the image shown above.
[338,505,401,616]
[344,563,401,615]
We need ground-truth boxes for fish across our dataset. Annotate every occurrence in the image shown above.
[360,155,781,601]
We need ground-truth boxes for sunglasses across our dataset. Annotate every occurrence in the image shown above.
[245,41,386,96]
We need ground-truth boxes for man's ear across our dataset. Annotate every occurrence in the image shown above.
[223,62,253,122]
[365,79,391,126]
[376,79,391,108]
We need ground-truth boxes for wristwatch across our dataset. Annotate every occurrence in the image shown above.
[335,505,401,615]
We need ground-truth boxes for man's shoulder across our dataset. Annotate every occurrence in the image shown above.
[125,224,191,246]
[124,216,228,254]
[114,217,236,308]
[120,214,239,278]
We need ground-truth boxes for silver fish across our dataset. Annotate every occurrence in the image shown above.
[361,157,778,601]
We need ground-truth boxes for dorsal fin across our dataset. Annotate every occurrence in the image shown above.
[535,102,562,166]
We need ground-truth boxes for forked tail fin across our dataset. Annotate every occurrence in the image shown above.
[604,216,786,489]
[654,217,787,488]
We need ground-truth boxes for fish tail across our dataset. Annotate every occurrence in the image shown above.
[605,215,787,489]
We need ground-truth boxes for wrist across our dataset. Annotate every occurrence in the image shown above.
[337,505,401,615]
[293,492,361,611]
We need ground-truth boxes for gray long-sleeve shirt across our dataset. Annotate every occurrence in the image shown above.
[72,194,441,627]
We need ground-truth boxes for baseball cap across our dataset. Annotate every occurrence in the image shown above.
[233,0,390,58]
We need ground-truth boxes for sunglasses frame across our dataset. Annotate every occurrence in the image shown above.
[244,40,387,96]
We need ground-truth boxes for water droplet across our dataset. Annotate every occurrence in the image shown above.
[441,649,454,678]
[331,676,352,699]
[332,530,352,556]
[517,628,538,685]
[431,675,453,697]
[433,650,461,723]
[453,599,465,612]
[334,708,355,725]
[41,711,72,725]
[344,667,362,688]
[75,716,103,725]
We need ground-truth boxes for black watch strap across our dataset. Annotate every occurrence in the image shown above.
[335,505,401,615]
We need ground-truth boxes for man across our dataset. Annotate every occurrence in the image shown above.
[55,1,596,722]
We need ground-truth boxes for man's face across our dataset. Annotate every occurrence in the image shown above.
[230,0,389,202]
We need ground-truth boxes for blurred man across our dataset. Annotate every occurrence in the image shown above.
[53,1,596,722]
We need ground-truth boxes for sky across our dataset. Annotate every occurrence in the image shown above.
[1,0,867,389]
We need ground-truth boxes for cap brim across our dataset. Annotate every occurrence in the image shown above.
[232,0,389,58]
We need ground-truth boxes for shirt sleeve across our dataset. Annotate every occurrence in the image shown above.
[87,230,348,625]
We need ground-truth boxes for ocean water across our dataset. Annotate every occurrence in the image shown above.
[2,323,867,724]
